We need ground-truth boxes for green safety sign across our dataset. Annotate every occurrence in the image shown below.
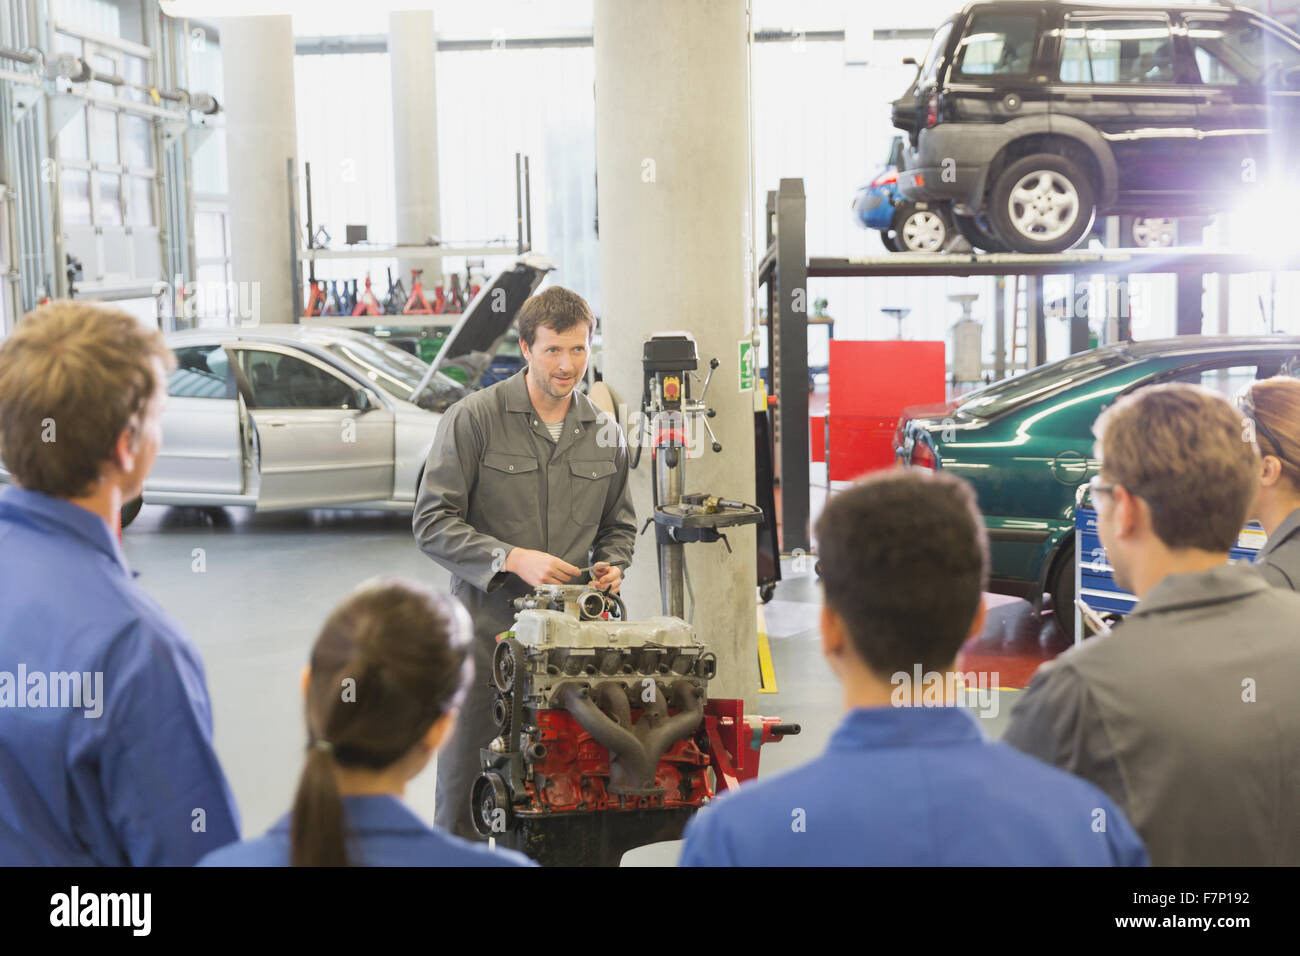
[739,339,755,392]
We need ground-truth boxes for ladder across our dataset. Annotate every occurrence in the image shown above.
[1009,274,1028,372]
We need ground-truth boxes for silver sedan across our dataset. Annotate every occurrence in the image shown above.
[0,254,552,528]
[128,254,552,527]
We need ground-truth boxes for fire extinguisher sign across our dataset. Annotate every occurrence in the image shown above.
[739,339,755,392]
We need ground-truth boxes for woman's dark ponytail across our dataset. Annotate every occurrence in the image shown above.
[287,578,473,866]
[290,742,349,867]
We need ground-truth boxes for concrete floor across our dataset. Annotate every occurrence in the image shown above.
[123,498,1044,865]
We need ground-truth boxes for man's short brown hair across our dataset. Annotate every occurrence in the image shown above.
[516,286,594,347]
[1093,383,1258,552]
[0,301,174,498]
[815,469,989,678]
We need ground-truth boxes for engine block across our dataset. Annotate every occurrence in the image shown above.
[472,586,720,835]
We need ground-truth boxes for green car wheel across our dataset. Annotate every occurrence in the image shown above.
[1049,540,1075,636]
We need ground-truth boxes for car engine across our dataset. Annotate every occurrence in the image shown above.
[472,584,795,865]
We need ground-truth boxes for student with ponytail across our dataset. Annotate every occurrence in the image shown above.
[1237,377,1300,591]
[199,577,533,867]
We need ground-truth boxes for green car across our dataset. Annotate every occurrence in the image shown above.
[894,335,1300,629]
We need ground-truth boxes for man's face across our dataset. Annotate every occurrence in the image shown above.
[521,323,590,401]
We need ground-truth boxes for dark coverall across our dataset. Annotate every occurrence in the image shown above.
[413,368,636,839]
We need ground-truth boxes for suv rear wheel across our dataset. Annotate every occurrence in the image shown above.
[988,153,1096,254]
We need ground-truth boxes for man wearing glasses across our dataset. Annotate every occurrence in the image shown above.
[1003,383,1300,866]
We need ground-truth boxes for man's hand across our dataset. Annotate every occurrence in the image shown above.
[504,548,581,587]
[590,561,622,594]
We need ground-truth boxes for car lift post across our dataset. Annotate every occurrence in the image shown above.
[759,179,811,554]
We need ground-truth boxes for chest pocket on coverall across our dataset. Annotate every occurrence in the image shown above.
[569,459,617,527]
[480,451,539,537]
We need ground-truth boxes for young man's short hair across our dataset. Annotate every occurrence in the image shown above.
[516,286,594,348]
[1093,383,1258,552]
[815,469,989,677]
[0,301,174,498]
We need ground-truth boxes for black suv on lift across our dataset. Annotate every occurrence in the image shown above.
[892,1,1300,253]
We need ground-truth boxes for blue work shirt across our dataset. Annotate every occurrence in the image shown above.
[0,486,240,865]
[198,794,537,867]
[679,706,1149,866]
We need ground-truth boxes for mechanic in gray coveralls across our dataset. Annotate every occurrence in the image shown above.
[1237,376,1300,590]
[413,286,636,839]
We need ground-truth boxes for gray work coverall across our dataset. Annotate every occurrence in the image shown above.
[1002,563,1300,865]
[1254,508,1300,591]
[413,367,636,839]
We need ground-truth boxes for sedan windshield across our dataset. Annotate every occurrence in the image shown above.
[957,349,1130,419]
[323,337,468,412]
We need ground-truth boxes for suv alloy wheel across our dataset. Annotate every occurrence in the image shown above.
[988,153,1096,254]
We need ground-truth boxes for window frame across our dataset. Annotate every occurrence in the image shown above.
[228,343,382,412]
[1182,12,1300,90]
[950,10,1043,81]
[168,343,238,400]
[1055,13,1178,87]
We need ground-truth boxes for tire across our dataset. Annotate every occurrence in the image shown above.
[879,229,901,253]
[988,153,1096,254]
[952,211,1010,253]
[890,203,949,252]
[1048,539,1076,637]
[120,495,143,530]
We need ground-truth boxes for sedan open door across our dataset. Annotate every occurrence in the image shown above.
[224,342,395,510]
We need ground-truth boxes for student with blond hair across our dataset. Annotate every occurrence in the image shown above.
[1236,376,1300,590]
[0,302,239,865]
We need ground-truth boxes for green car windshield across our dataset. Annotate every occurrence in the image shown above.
[957,349,1130,419]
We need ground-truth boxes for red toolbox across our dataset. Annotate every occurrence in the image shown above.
[827,340,945,481]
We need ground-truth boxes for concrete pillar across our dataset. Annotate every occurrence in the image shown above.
[389,10,442,283]
[220,15,297,325]
[594,0,758,706]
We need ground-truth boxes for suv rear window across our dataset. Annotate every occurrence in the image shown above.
[1059,17,1175,84]
[953,12,1038,77]
[919,19,955,86]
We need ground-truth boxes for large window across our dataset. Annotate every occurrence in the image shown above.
[52,22,161,292]
[953,13,1038,77]
[1186,16,1300,89]
[1059,18,1175,85]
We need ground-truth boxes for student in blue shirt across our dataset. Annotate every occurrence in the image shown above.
[0,302,239,865]
[200,577,534,867]
[679,469,1148,867]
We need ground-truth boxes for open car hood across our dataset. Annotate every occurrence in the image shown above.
[423,253,555,390]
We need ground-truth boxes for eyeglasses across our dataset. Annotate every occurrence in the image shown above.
[1234,383,1289,466]
[1088,474,1116,498]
